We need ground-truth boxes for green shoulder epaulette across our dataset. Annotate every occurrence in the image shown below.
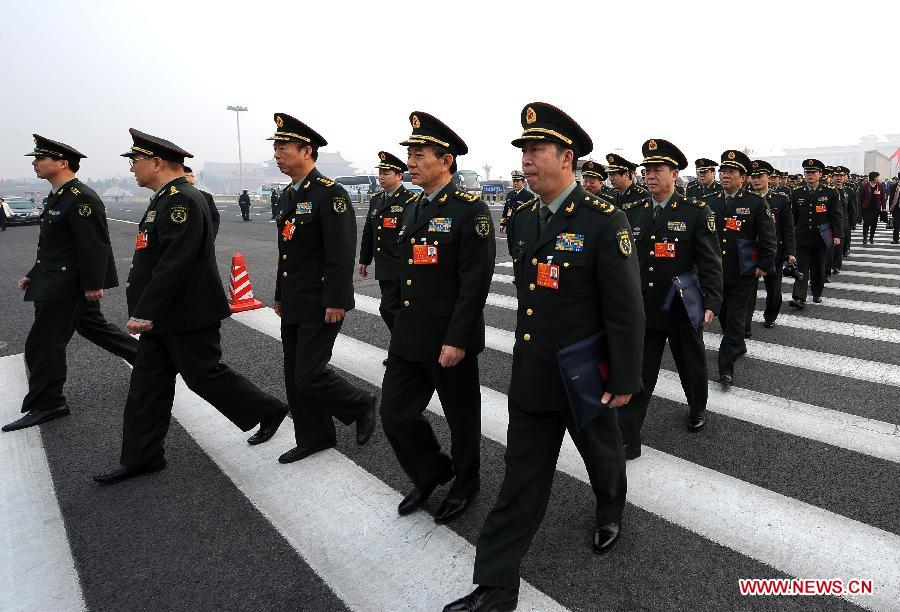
[621,197,648,211]
[582,193,616,215]
[453,190,479,203]
[516,197,537,212]
[405,193,419,204]
[684,197,706,208]
[316,176,335,187]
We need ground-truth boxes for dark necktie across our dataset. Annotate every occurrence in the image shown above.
[539,205,552,231]
[653,204,663,220]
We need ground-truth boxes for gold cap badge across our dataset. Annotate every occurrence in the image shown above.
[525,106,537,124]
[275,115,284,128]
[411,115,420,129]
[728,151,736,160]
[607,154,614,163]
[648,140,658,151]
[379,152,386,160]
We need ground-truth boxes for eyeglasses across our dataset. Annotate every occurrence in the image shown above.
[128,156,158,168]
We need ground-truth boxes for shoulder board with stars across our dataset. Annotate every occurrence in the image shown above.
[405,193,419,204]
[582,194,615,215]
[515,197,537,213]
[316,176,335,187]
[684,197,706,208]
[453,190,479,203]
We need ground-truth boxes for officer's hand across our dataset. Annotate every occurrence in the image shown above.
[358,264,368,278]
[325,308,345,324]
[126,318,153,334]
[601,392,631,409]
[833,237,841,246]
[17,277,30,291]
[439,345,465,367]
[788,255,797,265]
[273,300,281,317]
[754,268,767,278]
[703,309,715,325]
[84,289,104,301]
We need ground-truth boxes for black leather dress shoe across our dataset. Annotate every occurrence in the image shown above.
[355,395,378,446]
[763,320,775,329]
[443,586,519,612]
[832,268,840,275]
[812,296,822,303]
[93,459,166,485]
[788,299,805,309]
[719,373,733,388]
[736,347,747,357]
[278,443,335,464]
[623,443,641,460]
[824,277,831,283]
[435,491,476,524]
[687,413,707,432]
[593,521,621,554]
[2,405,70,432]
[398,467,454,516]
[247,408,289,445]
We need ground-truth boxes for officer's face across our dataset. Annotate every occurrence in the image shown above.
[750,173,769,192]
[512,178,525,190]
[582,176,602,193]
[643,164,677,197]
[608,171,630,191]
[833,174,845,187]
[378,168,403,191]
[803,169,821,186]
[129,155,161,188]
[520,142,571,196]
[184,172,196,185]
[31,156,67,180]
[407,146,451,190]
[719,167,743,192]
[697,168,715,185]
[273,142,312,178]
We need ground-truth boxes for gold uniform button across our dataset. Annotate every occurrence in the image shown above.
[648,282,654,287]
[408,259,413,264]
[126,282,130,288]
[61,266,67,272]
[377,237,381,241]
[722,239,726,243]
[650,235,656,240]
[650,251,655,256]
[36,259,41,263]
[406,279,412,285]
[529,283,536,290]
[282,254,287,260]
[376,247,381,252]
[403,300,410,307]
[531,258,538,265]
[722,250,726,255]
[410,238,415,244]
[526,308,533,315]
[433,240,438,245]
[648,267,654,272]
[523,333,531,341]
[563,262,569,268]
[282,271,288,277]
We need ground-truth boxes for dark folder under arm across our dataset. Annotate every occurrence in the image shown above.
[556,332,610,431]
[661,271,705,332]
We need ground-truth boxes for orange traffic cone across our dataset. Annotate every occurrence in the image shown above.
[228,252,265,313]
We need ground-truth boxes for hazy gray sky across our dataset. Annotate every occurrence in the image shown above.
[2,0,898,182]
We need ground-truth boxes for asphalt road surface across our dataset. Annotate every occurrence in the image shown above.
[1,196,898,611]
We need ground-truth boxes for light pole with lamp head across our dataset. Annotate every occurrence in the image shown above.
[226,105,248,194]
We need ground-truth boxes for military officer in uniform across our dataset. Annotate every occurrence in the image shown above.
[704,150,776,387]
[499,170,531,233]
[838,167,859,255]
[788,158,843,308]
[93,129,288,484]
[606,152,649,209]
[183,165,220,238]
[829,166,852,272]
[686,158,722,198]
[380,111,495,526]
[358,151,416,334]
[775,170,793,198]
[445,103,644,612]
[3,135,139,433]
[580,159,618,202]
[617,139,722,459]
[245,114,378,458]
[746,160,796,331]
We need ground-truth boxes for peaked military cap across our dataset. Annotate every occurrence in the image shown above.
[802,158,826,172]
[719,149,752,174]
[580,160,608,180]
[510,102,592,158]
[640,139,688,170]
[751,159,775,175]
[376,151,407,173]
[511,170,525,180]
[604,152,638,173]
[25,134,86,162]
[695,158,718,171]
[823,166,835,176]
[400,111,468,156]
[833,165,849,175]
[268,113,328,148]
[121,128,193,163]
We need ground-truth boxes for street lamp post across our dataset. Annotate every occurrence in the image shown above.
[226,105,248,194]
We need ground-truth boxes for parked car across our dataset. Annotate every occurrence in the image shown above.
[4,198,41,225]
[335,175,378,201]
[453,170,481,193]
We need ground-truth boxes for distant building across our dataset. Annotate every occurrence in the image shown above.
[200,151,357,194]
[755,134,900,175]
